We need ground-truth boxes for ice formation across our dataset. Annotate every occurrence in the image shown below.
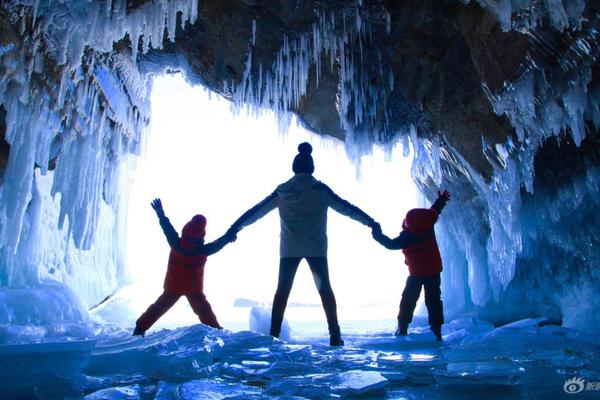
[0,0,598,342]
[1,317,599,398]
[0,0,599,397]
[0,0,198,310]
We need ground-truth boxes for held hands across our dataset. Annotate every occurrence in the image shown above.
[225,226,239,243]
[151,198,165,218]
[368,221,382,236]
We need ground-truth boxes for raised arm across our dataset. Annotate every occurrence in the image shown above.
[231,190,278,230]
[431,190,451,214]
[318,183,375,226]
[151,198,180,248]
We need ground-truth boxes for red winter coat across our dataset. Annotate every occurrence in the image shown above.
[163,215,208,295]
[401,208,443,277]
[164,243,208,294]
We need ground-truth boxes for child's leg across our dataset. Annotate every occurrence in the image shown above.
[135,291,180,333]
[397,276,422,328]
[270,257,302,338]
[423,274,444,327]
[186,293,222,329]
[306,257,343,345]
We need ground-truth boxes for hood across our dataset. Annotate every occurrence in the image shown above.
[182,214,207,239]
[402,208,438,235]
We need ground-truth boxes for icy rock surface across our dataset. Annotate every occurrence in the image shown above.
[0,0,599,338]
[0,0,197,307]
[1,318,599,399]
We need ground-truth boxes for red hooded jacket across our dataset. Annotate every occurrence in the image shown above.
[401,208,443,277]
[163,215,208,294]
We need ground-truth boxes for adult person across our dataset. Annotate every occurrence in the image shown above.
[231,142,376,346]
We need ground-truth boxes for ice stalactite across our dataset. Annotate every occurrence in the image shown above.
[475,0,586,31]
[227,3,395,159]
[0,0,198,312]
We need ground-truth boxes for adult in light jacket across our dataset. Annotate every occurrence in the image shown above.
[231,142,375,346]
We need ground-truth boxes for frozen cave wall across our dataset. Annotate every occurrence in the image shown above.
[0,0,599,330]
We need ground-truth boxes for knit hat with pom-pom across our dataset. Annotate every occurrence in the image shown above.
[182,215,207,239]
[292,142,314,174]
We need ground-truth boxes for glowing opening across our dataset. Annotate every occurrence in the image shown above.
[126,74,418,331]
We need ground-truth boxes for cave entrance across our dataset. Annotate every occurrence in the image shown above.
[126,73,418,332]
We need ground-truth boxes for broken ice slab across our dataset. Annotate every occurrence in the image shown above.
[178,379,262,399]
[154,379,262,399]
[280,344,312,362]
[531,350,585,368]
[355,331,443,351]
[433,361,524,387]
[257,360,324,378]
[330,370,388,395]
[377,352,446,369]
[0,340,95,398]
[85,384,143,399]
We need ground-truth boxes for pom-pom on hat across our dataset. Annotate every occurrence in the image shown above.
[182,214,207,239]
[292,142,315,174]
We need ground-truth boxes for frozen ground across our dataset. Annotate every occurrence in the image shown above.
[1,315,599,399]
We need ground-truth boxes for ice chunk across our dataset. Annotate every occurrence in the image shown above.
[249,305,291,341]
[85,385,143,400]
[0,340,95,398]
[258,361,323,378]
[331,370,388,395]
[179,380,261,399]
[434,361,524,387]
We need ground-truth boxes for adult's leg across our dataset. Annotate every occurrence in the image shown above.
[306,257,343,345]
[270,257,302,337]
[187,293,222,329]
[423,274,444,340]
[397,276,423,332]
[135,292,180,334]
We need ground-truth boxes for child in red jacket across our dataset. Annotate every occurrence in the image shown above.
[371,190,450,341]
[133,198,237,336]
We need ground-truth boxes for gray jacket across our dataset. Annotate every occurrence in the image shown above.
[233,173,373,257]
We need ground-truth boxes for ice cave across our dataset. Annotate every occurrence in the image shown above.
[0,0,599,399]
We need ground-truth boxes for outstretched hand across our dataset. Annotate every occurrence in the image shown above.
[150,198,165,218]
[437,190,451,203]
[431,189,451,214]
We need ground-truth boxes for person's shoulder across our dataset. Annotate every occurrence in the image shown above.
[310,177,328,189]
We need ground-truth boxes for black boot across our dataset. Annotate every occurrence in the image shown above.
[132,326,145,337]
[431,325,442,341]
[329,325,344,346]
[395,321,408,336]
[269,328,280,339]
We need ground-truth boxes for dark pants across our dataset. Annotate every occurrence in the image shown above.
[270,257,340,337]
[398,274,444,327]
[136,291,221,331]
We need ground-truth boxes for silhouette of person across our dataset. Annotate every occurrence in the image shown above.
[133,198,237,336]
[231,142,375,346]
[371,190,450,340]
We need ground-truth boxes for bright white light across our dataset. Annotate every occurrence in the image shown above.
[126,74,418,330]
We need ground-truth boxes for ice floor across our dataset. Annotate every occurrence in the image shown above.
[1,316,599,399]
